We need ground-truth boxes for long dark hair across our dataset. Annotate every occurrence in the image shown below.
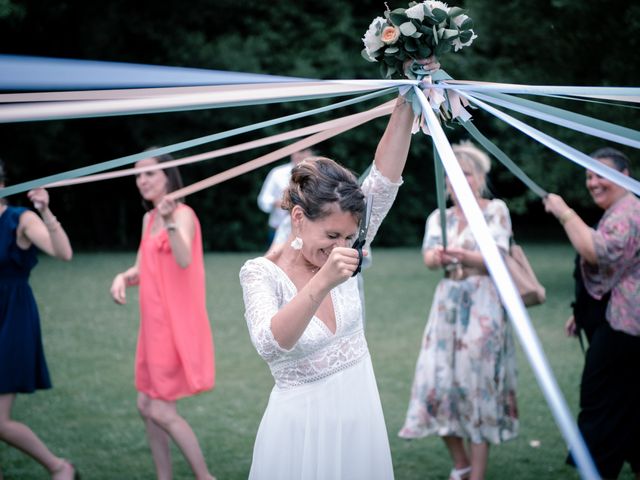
[281,157,365,221]
[140,149,184,211]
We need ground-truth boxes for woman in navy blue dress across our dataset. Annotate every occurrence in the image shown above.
[0,159,76,479]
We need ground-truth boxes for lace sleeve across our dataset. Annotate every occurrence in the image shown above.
[360,162,403,247]
[239,259,291,362]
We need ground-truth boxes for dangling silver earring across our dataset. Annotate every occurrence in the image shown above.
[290,236,303,250]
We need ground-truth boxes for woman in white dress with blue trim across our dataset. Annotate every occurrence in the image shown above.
[239,69,428,478]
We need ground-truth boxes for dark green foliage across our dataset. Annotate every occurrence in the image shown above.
[0,0,638,250]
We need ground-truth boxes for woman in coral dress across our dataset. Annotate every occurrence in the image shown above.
[110,152,215,480]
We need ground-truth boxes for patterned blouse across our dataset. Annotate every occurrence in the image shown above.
[582,193,640,336]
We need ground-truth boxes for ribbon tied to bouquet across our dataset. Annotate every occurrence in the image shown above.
[3,2,640,478]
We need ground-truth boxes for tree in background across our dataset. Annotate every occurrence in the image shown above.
[0,0,637,249]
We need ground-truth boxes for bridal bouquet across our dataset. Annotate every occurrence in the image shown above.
[362,1,477,79]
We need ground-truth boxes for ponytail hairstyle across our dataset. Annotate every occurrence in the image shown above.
[140,149,184,211]
[281,157,365,221]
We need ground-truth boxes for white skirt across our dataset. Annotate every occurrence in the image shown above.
[249,354,394,480]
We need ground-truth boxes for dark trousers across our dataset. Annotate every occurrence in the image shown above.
[568,322,640,478]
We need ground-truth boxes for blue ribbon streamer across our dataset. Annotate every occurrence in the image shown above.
[436,81,640,99]
[460,91,640,196]
[460,120,548,198]
[0,54,306,91]
[469,91,640,149]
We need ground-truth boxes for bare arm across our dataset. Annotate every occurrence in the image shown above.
[445,247,488,271]
[159,197,195,268]
[270,247,362,349]
[374,56,439,182]
[18,189,72,261]
[372,97,415,182]
[544,194,597,264]
[110,215,146,305]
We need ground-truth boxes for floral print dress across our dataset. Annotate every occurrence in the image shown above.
[399,199,519,444]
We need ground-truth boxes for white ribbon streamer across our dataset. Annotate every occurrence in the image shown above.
[468,91,640,149]
[0,81,392,123]
[459,91,640,196]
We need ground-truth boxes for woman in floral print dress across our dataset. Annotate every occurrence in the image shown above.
[399,142,518,480]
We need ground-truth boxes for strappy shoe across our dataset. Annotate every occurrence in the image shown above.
[449,465,471,480]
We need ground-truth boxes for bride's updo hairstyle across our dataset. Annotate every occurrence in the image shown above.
[282,157,365,221]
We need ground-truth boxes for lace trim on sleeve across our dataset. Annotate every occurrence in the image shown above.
[360,163,403,247]
[239,259,292,362]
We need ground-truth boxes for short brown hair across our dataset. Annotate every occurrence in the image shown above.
[282,157,365,221]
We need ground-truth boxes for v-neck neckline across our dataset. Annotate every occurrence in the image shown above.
[263,257,338,336]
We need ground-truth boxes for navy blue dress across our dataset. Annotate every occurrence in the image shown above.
[0,206,51,394]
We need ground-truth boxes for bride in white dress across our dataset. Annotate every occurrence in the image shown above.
[239,80,423,479]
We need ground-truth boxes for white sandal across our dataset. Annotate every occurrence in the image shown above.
[449,466,472,480]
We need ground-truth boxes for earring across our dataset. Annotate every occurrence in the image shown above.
[290,236,303,250]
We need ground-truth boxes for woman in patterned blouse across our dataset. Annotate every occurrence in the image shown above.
[544,147,640,480]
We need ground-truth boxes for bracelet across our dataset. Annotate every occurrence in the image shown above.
[558,209,577,226]
[44,216,61,232]
[43,215,58,227]
[165,222,177,232]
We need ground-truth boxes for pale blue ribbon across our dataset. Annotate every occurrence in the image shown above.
[0,54,306,90]
[0,88,396,198]
[459,91,640,196]
[468,91,640,149]
[460,120,548,198]
[435,81,640,99]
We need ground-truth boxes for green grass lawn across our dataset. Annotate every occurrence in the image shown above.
[2,246,635,479]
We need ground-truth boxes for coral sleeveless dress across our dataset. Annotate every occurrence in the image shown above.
[135,204,215,401]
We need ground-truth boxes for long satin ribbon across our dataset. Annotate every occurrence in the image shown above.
[44,101,395,188]
[432,144,448,249]
[459,91,640,196]
[415,85,600,480]
[0,54,306,90]
[0,88,396,198]
[0,81,396,123]
[437,80,640,102]
[468,91,640,149]
[460,120,548,198]
[166,102,393,199]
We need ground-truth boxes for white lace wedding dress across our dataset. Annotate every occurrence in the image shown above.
[239,164,401,480]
